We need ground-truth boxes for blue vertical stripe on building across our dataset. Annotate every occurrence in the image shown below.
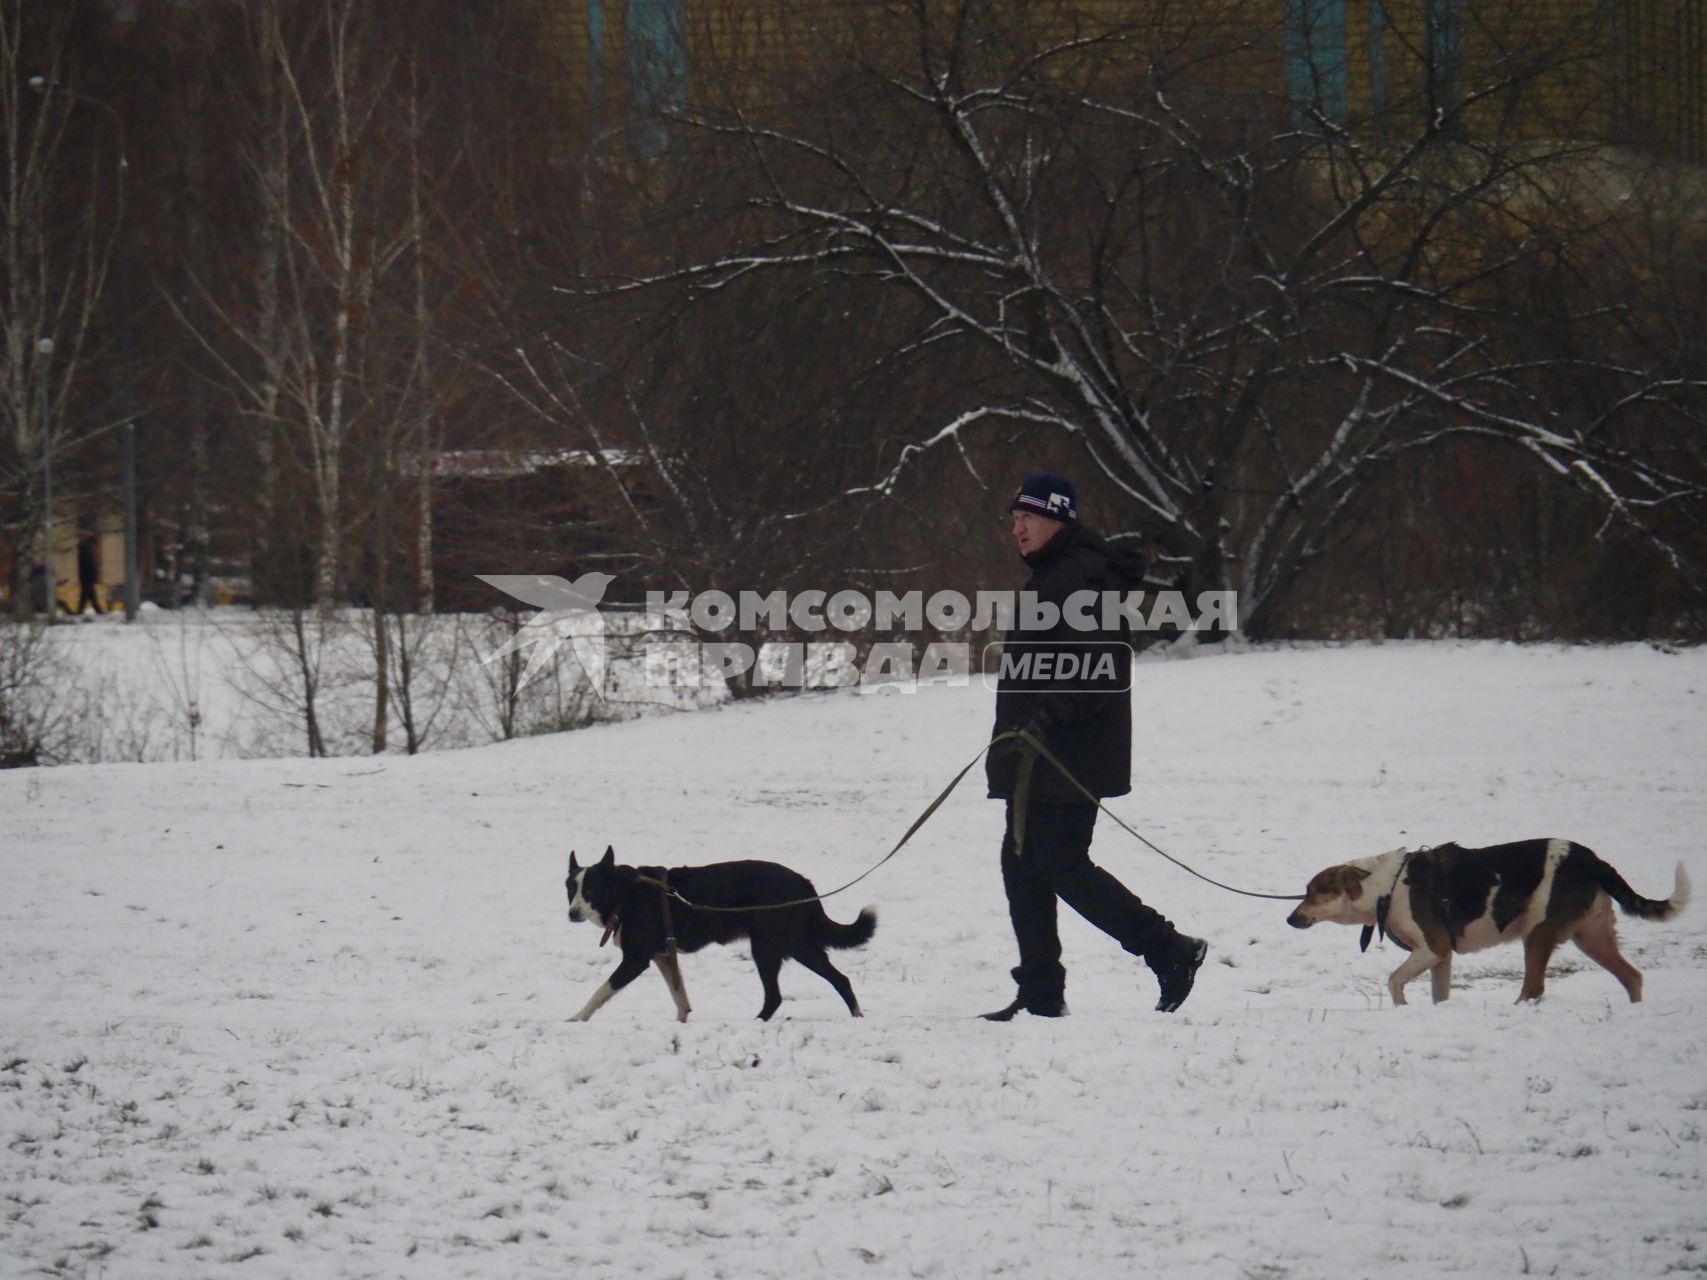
[1369,0,1389,119]
[1428,0,1462,120]
[628,0,687,120]
[1285,0,1349,126]
[588,0,606,122]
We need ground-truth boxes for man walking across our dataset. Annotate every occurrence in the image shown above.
[983,471,1207,1019]
[75,526,104,616]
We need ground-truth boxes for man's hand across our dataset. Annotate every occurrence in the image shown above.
[1014,708,1054,749]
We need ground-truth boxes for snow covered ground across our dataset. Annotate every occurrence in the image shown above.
[3,641,1705,1279]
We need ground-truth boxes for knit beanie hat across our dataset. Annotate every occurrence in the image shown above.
[1008,471,1078,523]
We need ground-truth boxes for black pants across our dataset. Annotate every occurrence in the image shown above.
[1000,799,1173,1006]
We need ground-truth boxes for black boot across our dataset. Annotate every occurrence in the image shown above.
[1149,934,1208,1012]
[980,996,1069,1021]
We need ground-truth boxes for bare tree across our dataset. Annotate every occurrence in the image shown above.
[472,5,993,692]
[0,0,122,617]
[171,0,427,615]
[0,618,70,764]
[606,0,1705,636]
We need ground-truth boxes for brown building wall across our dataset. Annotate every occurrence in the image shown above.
[1610,0,1707,162]
[529,0,1703,162]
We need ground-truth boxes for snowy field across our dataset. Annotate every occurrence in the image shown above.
[3,641,1705,1279]
[17,607,639,764]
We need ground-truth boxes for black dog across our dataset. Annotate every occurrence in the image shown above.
[566,847,877,1022]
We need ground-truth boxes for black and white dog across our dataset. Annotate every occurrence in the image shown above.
[1287,838,1689,1005]
[565,847,877,1023]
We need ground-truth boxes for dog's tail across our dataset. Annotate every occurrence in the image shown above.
[1596,859,1690,922]
[822,906,878,949]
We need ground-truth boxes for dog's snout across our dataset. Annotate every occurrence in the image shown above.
[568,907,584,923]
[1286,909,1312,929]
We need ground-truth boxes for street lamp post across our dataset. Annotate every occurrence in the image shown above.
[116,257,140,620]
[37,337,55,621]
[124,412,138,620]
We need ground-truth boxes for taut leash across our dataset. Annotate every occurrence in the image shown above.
[1007,730,1306,902]
[642,738,994,915]
[651,729,1303,914]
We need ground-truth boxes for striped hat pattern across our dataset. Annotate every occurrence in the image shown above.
[1009,471,1078,522]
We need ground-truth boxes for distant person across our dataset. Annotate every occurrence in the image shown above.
[983,471,1208,1020]
[75,530,103,615]
[28,562,49,615]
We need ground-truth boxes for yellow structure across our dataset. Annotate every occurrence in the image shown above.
[47,515,122,615]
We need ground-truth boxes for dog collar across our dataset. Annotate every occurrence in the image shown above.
[1360,851,1413,952]
[600,917,619,947]
[1360,904,1388,953]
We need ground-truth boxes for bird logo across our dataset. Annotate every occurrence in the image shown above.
[476,572,616,694]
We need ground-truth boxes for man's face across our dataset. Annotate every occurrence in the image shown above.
[1011,510,1064,557]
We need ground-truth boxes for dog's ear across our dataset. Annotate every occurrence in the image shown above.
[1336,867,1373,901]
[1306,865,1370,900]
[600,846,616,868]
[568,850,579,876]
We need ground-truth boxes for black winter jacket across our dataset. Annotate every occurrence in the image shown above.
[985,521,1147,802]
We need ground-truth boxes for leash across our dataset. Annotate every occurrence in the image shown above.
[640,738,996,915]
[1007,730,1304,902]
[651,729,1302,914]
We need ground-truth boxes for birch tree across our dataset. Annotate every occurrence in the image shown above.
[176,0,419,612]
[0,0,121,616]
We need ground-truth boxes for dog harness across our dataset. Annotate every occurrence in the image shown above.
[600,871,681,959]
